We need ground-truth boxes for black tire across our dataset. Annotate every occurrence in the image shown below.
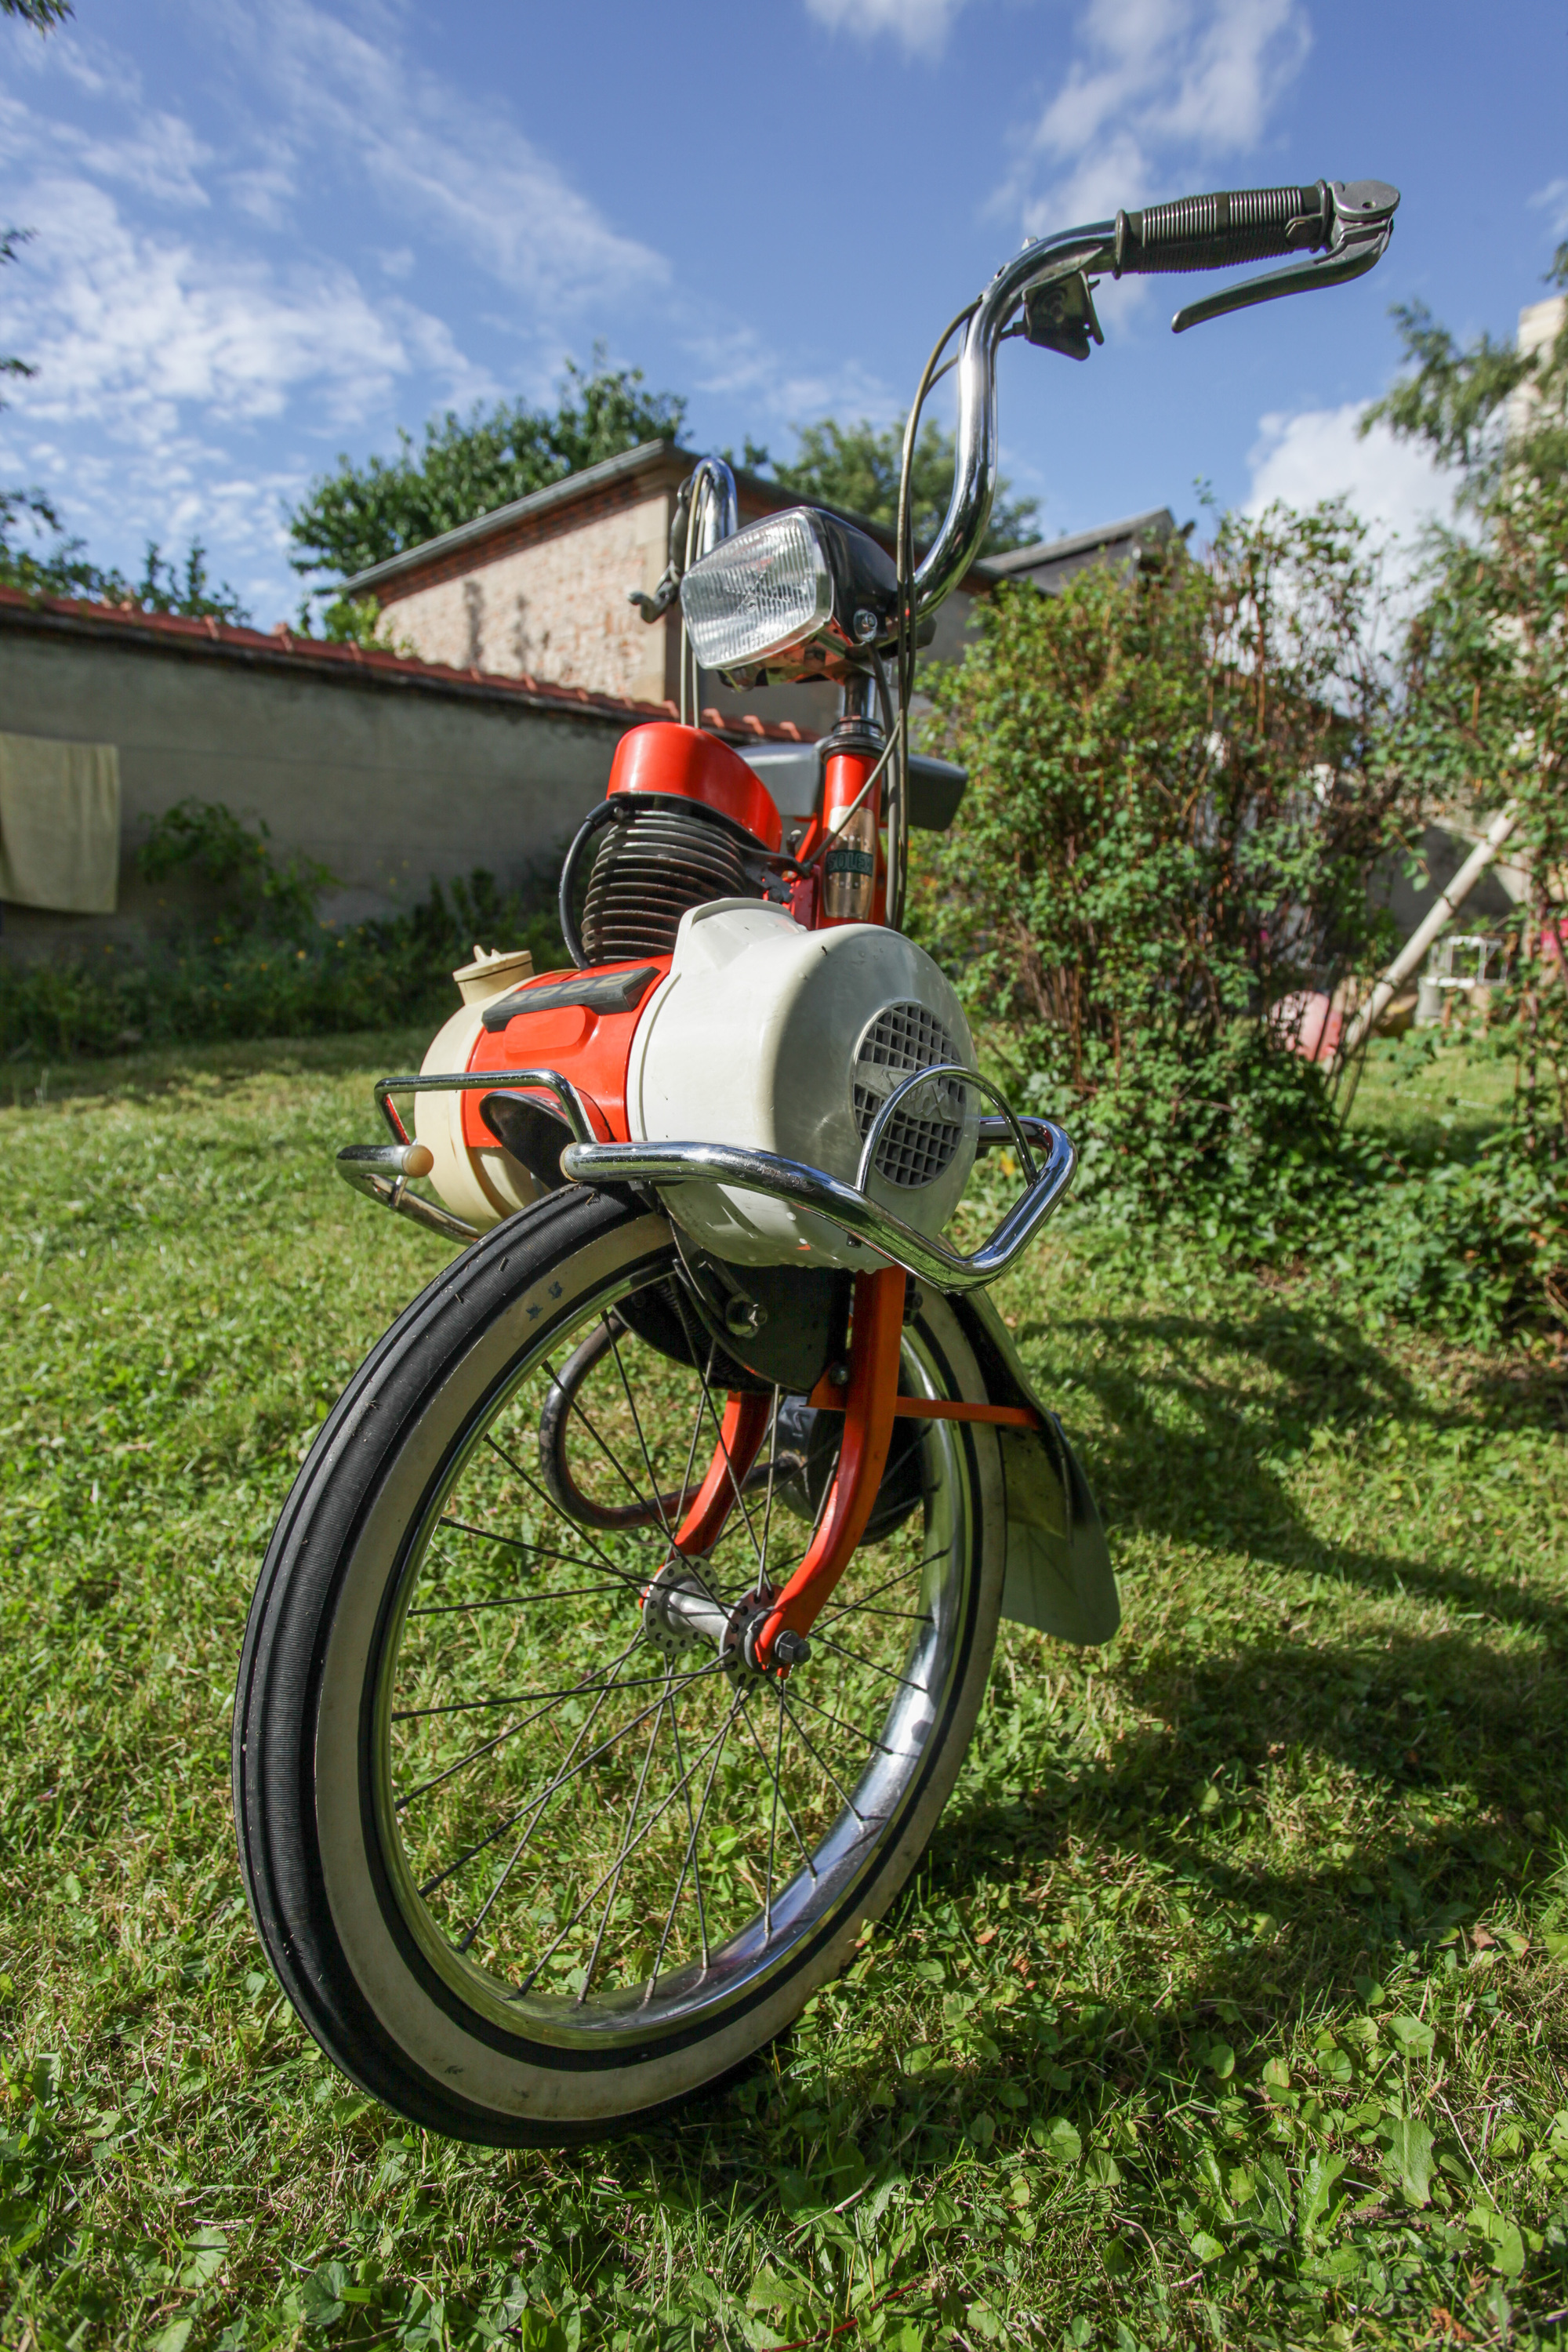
[234,1189,1004,2144]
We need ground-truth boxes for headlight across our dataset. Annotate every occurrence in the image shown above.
[680,506,898,680]
[680,510,833,673]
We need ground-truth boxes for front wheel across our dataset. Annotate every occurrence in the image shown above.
[234,1189,1005,2143]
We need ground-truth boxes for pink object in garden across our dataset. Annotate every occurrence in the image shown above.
[1269,989,1342,1063]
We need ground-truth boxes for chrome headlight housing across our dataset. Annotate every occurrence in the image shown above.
[679,506,898,683]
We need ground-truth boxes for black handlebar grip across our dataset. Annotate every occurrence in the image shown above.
[1115,181,1330,275]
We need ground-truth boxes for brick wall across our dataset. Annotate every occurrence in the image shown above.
[383,492,673,704]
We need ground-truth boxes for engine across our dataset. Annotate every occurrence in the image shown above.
[411,720,978,1269]
[626,898,977,1268]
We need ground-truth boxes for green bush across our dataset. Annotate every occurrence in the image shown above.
[913,505,1564,1343]
[914,503,1399,1233]
[0,800,568,1060]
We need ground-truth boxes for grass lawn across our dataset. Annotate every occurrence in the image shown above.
[1344,1033,1518,1168]
[2,1029,1566,2351]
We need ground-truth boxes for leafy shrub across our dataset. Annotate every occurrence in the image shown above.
[0,800,568,1059]
[912,502,1565,1341]
[913,504,1401,1226]
[137,796,334,941]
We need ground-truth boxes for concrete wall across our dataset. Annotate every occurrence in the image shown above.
[383,492,673,705]
[0,622,621,963]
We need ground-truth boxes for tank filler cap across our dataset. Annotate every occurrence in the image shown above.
[452,945,536,1007]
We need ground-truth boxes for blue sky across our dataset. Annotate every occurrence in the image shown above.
[1,0,1563,626]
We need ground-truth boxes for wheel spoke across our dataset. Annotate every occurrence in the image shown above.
[734,1682,818,1893]
[397,1628,668,1813]
[393,1664,709,1724]
[374,1252,974,2028]
[479,1435,654,1586]
[430,1639,730,1919]
[601,1316,681,1547]
[410,1581,644,1617]
[757,1385,782,1595]
[697,1375,765,1567]
[434,1519,647,1590]
[819,1548,949,1620]
[764,1682,784,1932]
[806,1630,930,1695]
[541,1350,660,1521]
[449,1641,648,1933]
[782,1682,897,1758]
[775,1684,869,1823]
[576,1673,671,2001]
[818,1599,934,1625]
[515,1690,746,1997]
[661,1673,712,1973]
[641,1682,750,1998]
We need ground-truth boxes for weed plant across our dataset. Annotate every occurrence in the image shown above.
[2,1032,1565,2350]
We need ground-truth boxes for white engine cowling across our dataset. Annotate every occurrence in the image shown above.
[626,898,979,1269]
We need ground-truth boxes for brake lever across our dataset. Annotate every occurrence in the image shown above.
[1171,179,1399,334]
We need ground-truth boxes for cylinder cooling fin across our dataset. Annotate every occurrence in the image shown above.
[564,721,786,967]
[582,804,764,964]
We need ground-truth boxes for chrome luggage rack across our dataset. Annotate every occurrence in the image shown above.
[338,1063,1076,1292]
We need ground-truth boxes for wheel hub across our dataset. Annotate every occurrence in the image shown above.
[641,1566,807,1684]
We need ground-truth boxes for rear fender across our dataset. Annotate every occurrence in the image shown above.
[948,1290,1120,1646]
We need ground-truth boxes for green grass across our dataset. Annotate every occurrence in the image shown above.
[1345,1033,1516,1167]
[3,1029,1567,2351]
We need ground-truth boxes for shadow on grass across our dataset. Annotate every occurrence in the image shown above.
[1022,1294,1567,1637]
[595,1292,1566,2225]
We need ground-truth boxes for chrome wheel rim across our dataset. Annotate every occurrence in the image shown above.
[369,1254,977,2047]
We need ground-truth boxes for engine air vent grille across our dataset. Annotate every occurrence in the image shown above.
[580,806,763,963]
[851,1001,967,1190]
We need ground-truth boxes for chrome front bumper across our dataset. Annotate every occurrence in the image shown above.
[339,1064,1076,1292]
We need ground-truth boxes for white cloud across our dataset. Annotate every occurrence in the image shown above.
[0,0,677,615]
[683,318,893,433]
[1246,402,1457,561]
[2,174,478,443]
[0,79,213,209]
[1530,176,1568,239]
[205,0,666,321]
[1003,0,1311,234]
[803,0,972,58]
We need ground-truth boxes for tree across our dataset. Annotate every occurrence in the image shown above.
[0,524,252,623]
[287,354,686,587]
[2,0,85,579]
[750,416,1039,554]
[1362,245,1568,503]
[2,0,71,383]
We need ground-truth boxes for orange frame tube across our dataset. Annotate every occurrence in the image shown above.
[672,1389,771,1557]
[753,1265,907,1668]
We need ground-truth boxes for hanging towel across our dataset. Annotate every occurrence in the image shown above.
[0,732,122,913]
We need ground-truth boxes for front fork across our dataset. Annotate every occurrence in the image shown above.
[670,1266,1038,1675]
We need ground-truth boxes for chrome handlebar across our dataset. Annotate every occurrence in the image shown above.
[914,220,1115,619]
[913,176,1399,621]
